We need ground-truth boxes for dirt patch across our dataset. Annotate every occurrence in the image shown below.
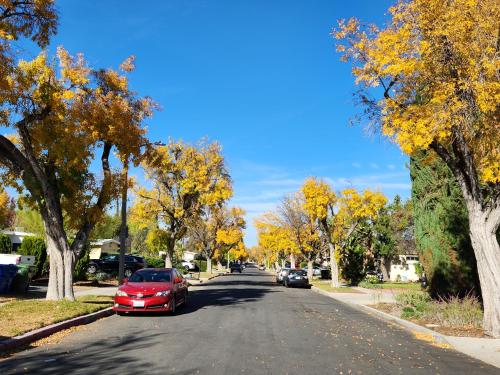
[370,303,487,338]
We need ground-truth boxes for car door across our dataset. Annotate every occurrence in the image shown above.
[101,254,119,273]
[174,269,187,302]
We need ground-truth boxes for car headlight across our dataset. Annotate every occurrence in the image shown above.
[116,290,128,297]
[155,290,171,297]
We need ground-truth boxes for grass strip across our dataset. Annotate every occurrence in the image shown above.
[0,295,113,338]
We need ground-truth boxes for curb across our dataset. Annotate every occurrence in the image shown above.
[310,286,450,346]
[0,307,114,354]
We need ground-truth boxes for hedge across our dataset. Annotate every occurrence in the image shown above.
[18,236,47,278]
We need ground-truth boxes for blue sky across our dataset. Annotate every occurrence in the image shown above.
[27,0,409,245]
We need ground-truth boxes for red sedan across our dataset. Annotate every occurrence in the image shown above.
[113,268,188,315]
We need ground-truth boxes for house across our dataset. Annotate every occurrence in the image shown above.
[89,239,121,260]
[182,251,198,262]
[389,254,420,282]
[0,229,37,253]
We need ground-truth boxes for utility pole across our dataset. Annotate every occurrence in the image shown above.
[118,163,128,284]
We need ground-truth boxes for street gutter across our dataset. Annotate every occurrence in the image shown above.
[0,307,114,354]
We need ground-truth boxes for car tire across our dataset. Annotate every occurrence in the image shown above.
[170,296,176,314]
[124,268,133,278]
[116,311,125,316]
[87,264,97,274]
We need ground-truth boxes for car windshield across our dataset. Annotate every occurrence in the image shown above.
[129,271,171,283]
[290,270,307,276]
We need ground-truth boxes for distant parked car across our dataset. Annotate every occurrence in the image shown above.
[283,269,309,288]
[276,268,291,284]
[181,260,199,272]
[230,263,242,273]
[87,254,145,277]
[113,268,188,314]
[301,266,323,277]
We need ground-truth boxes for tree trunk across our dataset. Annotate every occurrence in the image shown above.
[329,243,340,288]
[281,259,285,270]
[467,205,500,337]
[46,238,64,300]
[217,259,223,271]
[290,253,296,269]
[63,248,75,300]
[207,256,213,274]
[307,259,313,281]
[164,251,173,268]
[379,256,390,281]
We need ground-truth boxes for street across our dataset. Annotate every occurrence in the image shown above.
[1,269,497,375]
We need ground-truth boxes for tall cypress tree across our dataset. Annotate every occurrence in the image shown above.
[410,151,480,297]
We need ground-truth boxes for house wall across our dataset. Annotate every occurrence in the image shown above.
[389,255,420,282]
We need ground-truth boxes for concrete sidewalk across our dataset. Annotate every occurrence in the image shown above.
[74,286,118,297]
[312,286,500,369]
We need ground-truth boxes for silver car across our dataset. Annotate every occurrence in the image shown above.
[276,268,291,284]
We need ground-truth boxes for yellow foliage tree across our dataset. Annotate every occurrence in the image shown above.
[0,188,15,228]
[302,178,387,287]
[133,140,230,267]
[334,0,500,336]
[188,205,245,274]
[0,2,155,300]
[255,212,298,269]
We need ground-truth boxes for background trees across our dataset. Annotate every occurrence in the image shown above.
[335,0,500,336]
[0,1,155,300]
[302,178,387,287]
[132,140,232,267]
[411,152,479,297]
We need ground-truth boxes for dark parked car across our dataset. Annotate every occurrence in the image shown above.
[87,254,145,277]
[230,263,242,273]
[276,268,291,284]
[283,269,309,288]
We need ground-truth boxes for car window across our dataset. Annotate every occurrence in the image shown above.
[102,255,118,261]
[129,270,171,282]
[290,270,307,276]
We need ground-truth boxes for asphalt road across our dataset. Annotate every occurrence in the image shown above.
[1,269,498,375]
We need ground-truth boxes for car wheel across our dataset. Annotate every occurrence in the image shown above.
[87,264,97,274]
[124,269,133,278]
[170,296,176,314]
[116,311,125,316]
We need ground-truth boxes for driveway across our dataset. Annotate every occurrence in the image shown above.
[0,270,497,374]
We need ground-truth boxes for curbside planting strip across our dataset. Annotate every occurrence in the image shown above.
[310,286,450,345]
[0,307,114,354]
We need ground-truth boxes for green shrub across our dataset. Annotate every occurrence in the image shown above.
[358,280,382,289]
[395,290,431,307]
[74,243,90,281]
[0,233,12,253]
[18,236,47,278]
[299,261,308,268]
[144,256,165,268]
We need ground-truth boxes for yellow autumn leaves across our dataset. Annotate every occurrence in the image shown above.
[334,0,499,183]
[255,177,387,278]
[131,140,246,264]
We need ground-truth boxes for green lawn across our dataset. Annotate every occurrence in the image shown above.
[0,295,113,338]
[359,281,422,290]
[310,280,362,293]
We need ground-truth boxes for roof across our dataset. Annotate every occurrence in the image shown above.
[90,239,120,246]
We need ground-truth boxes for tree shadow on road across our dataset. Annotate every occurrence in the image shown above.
[0,331,166,375]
